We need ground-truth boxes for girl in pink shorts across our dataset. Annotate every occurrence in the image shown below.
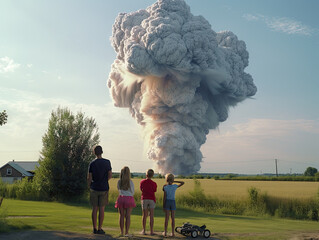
[115,166,136,236]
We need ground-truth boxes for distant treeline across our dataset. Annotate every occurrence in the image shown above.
[104,172,319,182]
[214,174,319,182]
[128,173,319,182]
[115,173,215,179]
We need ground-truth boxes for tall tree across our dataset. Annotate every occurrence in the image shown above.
[0,110,8,126]
[34,107,100,200]
[304,167,318,177]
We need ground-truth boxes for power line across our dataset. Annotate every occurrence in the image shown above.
[279,159,319,166]
[202,158,318,167]
[202,159,273,164]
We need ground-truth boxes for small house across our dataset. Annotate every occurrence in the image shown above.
[0,160,39,184]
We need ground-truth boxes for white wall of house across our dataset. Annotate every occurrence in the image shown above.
[0,177,22,184]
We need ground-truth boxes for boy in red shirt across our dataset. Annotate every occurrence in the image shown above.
[140,169,157,235]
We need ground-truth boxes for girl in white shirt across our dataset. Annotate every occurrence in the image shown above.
[115,166,136,236]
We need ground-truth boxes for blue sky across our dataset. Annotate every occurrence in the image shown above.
[1,0,318,174]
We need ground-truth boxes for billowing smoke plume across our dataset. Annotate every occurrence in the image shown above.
[108,0,257,175]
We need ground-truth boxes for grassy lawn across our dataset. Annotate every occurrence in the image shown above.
[1,198,319,239]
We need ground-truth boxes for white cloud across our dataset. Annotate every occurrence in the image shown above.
[243,14,316,36]
[0,87,139,138]
[266,17,314,36]
[224,119,319,138]
[201,118,319,173]
[206,118,319,153]
[0,57,20,73]
[0,87,144,170]
[243,13,260,22]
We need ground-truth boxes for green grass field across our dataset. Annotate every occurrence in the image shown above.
[1,179,319,239]
[1,198,319,240]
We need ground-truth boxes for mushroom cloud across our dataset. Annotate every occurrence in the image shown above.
[108,0,257,175]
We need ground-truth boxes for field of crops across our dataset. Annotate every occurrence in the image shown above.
[108,178,319,200]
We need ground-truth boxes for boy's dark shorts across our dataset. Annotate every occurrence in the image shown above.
[90,189,109,207]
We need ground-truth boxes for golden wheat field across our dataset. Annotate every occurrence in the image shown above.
[108,178,319,200]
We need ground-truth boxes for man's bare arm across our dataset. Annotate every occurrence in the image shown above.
[108,170,112,180]
[87,172,92,189]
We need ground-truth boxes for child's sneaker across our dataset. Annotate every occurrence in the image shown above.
[97,229,105,234]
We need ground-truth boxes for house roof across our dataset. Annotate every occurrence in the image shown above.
[2,161,39,177]
[12,161,39,172]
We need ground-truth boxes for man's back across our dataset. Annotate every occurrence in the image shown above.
[89,158,112,191]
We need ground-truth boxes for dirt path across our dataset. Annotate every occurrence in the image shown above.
[1,230,319,240]
[0,230,219,240]
[218,232,319,240]
[0,231,114,240]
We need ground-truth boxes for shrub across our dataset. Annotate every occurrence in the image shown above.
[6,184,19,199]
[275,198,319,220]
[248,187,259,206]
[16,178,48,201]
[0,178,51,201]
[308,209,318,221]
[246,187,269,215]
[177,179,207,209]
[0,178,6,197]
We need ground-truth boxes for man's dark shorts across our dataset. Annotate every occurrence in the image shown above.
[90,189,109,207]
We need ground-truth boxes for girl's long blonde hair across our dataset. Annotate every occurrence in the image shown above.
[119,166,131,190]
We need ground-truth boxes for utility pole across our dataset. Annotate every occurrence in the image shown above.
[275,159,278,177]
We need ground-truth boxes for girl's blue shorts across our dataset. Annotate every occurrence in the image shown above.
[164,199,176,210]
